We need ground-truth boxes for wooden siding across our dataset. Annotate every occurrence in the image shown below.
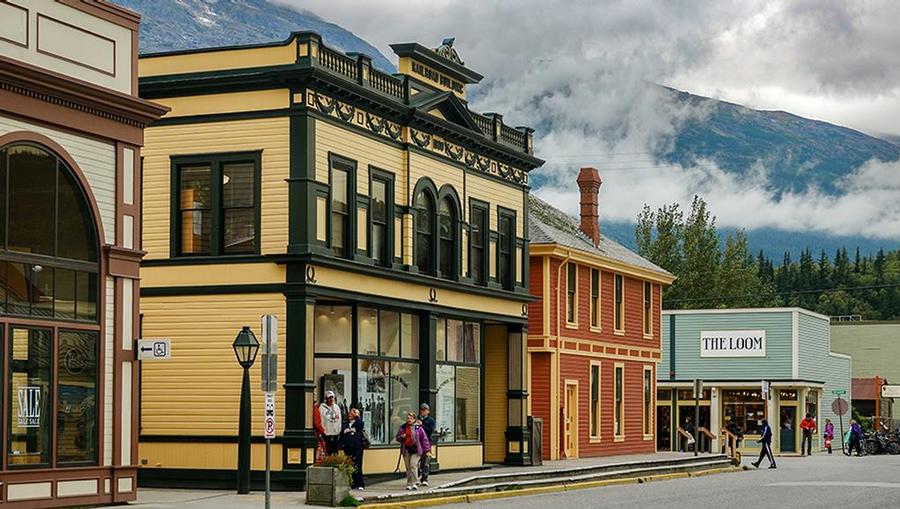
[799,312,852,430]
[530,352,552,460]
[484,325,509,463]
[831,323,900,381]
[142,117,290,259]
[139,293,286,437]
[533,257,663,350]
[315,119,404,196]
[661,311,794,380]
[466,172,525,238]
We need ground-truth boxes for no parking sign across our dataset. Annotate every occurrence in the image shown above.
[264,391,276,439]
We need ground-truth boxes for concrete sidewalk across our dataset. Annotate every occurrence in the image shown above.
[133,452,705,508]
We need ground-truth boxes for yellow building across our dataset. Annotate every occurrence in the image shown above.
[137,33,543,489]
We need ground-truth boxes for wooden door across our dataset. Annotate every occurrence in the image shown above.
[564,382,578,458]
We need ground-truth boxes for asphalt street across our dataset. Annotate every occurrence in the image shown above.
[442,453,900,509]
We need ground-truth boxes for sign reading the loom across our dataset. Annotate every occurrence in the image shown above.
[700,330,766,358]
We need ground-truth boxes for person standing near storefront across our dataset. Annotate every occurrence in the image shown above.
[320,391,343,455]
[847,419,863,456]
[396,412,431,490]
[417,403,436,486]
[823,419,834,454]
[800,413,816,456]
[341,407,368,490]
[751,419,776,469]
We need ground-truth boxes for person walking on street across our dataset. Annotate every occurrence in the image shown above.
[341,408,367,490]
[417,403,436,486]
[682,416,696,452]
[751,419,776,469]
[848,419,863,456]
[319,390,343,455]
[823,418,834,454]
[800,413,816,456]
[396,411,431,490]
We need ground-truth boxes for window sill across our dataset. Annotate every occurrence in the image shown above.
[643,434,654,441]
[614,435,626,443]
[589,326,602,333]
[589,436,602,444]
[643,334,654,340]
[613,330,625,336]
[565,322,579,330]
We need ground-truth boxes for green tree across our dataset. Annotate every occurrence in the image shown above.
[679,196,720,308]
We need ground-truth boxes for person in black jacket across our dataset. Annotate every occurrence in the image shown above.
[751,419,776,469]
[417,403,436,486]
[340,407,366,490]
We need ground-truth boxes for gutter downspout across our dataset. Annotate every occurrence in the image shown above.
[555,249,572,459]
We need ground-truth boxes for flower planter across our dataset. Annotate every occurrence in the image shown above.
[306,465,350,507]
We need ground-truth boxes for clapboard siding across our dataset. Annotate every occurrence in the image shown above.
[799,312,852,432]
[0,115,116,244]
[142,117,290,258]
[315,120,404,196]
[661,311,794,380]
[139,293,286,436]
[530,352,552,459]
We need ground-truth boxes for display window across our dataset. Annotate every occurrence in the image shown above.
[721,389,766,436]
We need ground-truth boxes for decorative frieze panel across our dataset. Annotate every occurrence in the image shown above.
[412,128,528,186]
[305,89,528,186]
[307,89,402,142]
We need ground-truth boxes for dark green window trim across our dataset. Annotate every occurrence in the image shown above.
[327,153,357,259]
[412,178,439,276]
[169,151,262,259]
[368,167,395,267]
[437,185,461,282]
[497,206,517,291]
[468,198,489,286]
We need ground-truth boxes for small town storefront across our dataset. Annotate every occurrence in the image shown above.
[657,380,824,455]
[0,1,164,507]
[658,308,851,456]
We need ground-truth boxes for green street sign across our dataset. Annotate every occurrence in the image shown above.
[832,389,846,395]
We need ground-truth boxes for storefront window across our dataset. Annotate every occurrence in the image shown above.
[358,359,386,443]
[57,331,98,464]
[8,327,52,467]
[436,318,482,443]
[806,391,818,419]
[314,358,352,414]
[779,389,798,401]
[314,305,352,354]
[722,389,766,436]
[677,389,711,401]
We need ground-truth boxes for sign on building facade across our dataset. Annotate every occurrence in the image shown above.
[700,330,767,357]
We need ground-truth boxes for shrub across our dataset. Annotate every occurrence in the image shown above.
[319,451,356,485]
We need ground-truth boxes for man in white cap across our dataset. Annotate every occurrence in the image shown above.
[319,390,342,455]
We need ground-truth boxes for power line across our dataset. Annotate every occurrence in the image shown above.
[665,282,900,305]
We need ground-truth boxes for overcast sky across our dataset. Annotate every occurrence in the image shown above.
[276,0,900,240]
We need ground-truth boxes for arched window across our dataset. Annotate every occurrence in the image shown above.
[414,190,434,274]
[438,196,457,279]
[0,143,100,321]
[1,142,101,469]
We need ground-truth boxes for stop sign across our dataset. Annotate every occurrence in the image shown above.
[832,398,849,416]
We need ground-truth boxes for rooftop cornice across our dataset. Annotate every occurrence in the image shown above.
[389,42,484,84]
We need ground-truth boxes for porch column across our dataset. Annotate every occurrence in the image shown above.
[505,324,531,465]
[282,277,317,488]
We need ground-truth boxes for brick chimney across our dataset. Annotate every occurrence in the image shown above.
[576,167,602,247]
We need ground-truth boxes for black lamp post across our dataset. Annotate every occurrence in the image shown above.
[232,326,260,495]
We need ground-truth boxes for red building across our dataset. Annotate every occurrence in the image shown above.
[527,168,674,460]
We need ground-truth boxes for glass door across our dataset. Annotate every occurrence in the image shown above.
[779,406,797,453]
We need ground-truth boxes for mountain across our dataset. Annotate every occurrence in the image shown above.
[118,0,899,259]
[663,88,900,196]
[113,0,394,71]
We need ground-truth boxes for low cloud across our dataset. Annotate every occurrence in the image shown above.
[272,0,900,240]
[535,156,900,240]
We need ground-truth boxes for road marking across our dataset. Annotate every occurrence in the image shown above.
[768,482,900,489]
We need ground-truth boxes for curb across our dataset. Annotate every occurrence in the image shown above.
[360,466,743,508]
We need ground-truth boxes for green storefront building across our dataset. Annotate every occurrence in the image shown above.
[658,308,852,456]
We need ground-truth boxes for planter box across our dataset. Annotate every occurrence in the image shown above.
[306,466,350,507]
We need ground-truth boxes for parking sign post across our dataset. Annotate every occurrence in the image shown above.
[261,315,278,509]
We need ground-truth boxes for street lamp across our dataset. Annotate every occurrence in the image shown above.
[233,326,260,494]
